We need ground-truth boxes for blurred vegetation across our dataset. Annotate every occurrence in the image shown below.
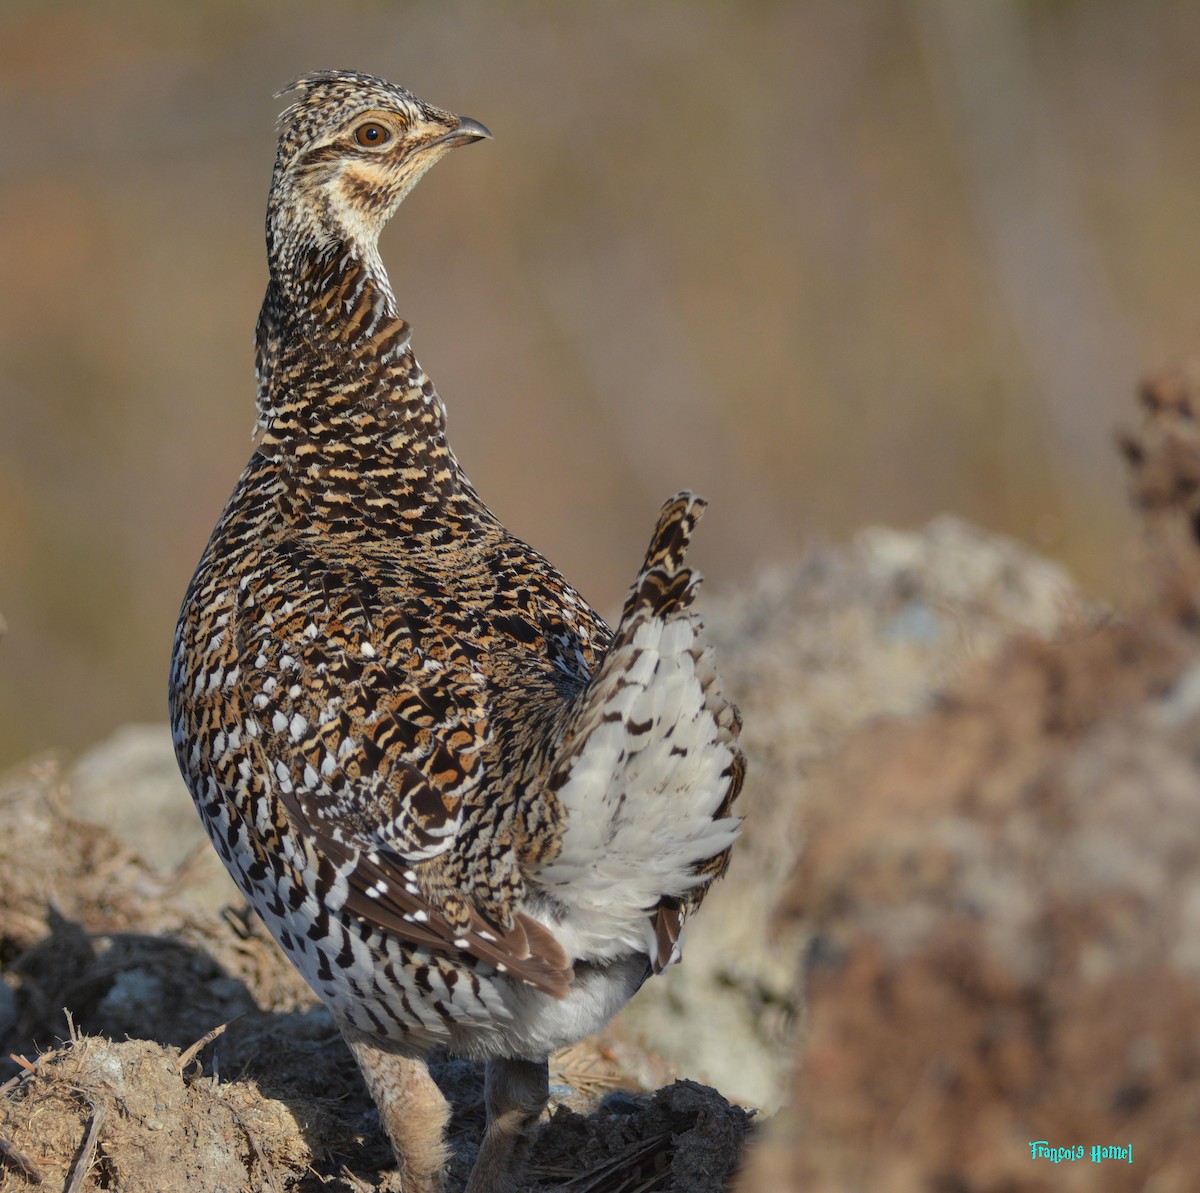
[2,0,1199,764]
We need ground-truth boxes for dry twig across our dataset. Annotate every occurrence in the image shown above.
[0,1130,45,1184]
[244,1124,283,1193]
[64,1104,106,1193]
[536,1132,672,1193]
[176,1020,230,1074]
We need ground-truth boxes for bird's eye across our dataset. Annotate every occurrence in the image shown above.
[354,122,391,148]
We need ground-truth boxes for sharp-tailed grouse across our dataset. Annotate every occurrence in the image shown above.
[169,69,743,1193]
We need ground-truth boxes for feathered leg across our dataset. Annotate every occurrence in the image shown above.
[465,1056,549,1193]
[339,1022,450,1193]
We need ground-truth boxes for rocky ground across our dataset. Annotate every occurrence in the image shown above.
[6,384,1198,1190]
[738,377,1200,1192]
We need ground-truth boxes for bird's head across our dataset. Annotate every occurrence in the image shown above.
[267,69,490,265]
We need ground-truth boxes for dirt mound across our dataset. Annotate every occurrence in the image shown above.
[1,1031,746,1192]
[739,379,1200,1192]
[0,1035,326,1191]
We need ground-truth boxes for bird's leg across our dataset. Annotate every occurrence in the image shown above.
[338,1021,449,1193]
[465,1056,549,1193]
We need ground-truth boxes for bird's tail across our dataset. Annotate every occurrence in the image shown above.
[532,492,744,971]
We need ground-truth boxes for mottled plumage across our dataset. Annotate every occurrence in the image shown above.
[169,70,743,1193]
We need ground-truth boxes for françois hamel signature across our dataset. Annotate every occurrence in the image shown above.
[1028,1141,1132,1164]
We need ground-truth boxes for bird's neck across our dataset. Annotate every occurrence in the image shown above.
[255,224,475,535]
[266,185,397,327]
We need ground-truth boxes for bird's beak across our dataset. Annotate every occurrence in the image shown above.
[430,116,493,151]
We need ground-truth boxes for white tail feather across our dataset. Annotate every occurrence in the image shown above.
[533,612,740,962]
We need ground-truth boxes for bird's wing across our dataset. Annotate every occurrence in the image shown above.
[233,546,573,996]
[535,493,744,971]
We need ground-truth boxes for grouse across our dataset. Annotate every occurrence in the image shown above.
[169,69,743,1193]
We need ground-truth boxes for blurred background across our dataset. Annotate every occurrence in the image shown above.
[3,0,1200,765]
